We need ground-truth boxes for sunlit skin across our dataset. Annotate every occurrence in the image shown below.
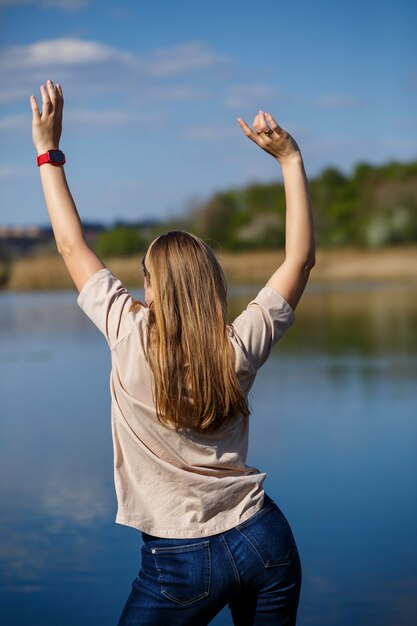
[30,80,314,621]
[236,111,315,309]
[30,80,105,292]
[30,81,314,310]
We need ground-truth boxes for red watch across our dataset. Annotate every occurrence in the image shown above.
[37,150,66,166]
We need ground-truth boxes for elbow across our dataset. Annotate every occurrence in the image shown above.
[300,258,315,279]
[56,240,72,256]
[288,239,316,274]
[298,255,315,282]
[305,253,315,271]
[295,250,315,274]
[56,238,84,257]
[305,239,316,271]
[285,252,315,274]
[56,241,65,256]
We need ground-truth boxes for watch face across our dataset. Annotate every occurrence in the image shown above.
[49,150,64,162]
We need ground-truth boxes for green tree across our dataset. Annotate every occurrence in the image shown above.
[94,226,145,257]
[185,160,417,250]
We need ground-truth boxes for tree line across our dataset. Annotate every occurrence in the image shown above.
[92,159,417,256]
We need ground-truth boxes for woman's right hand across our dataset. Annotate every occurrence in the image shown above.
[30,80,63,155]
[237,111,300,165]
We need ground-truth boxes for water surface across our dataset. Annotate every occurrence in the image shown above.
[1,281,416,625]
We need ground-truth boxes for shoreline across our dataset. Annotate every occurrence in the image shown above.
[1,246,417,291]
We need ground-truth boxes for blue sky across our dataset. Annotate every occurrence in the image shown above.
[0,0,416,226]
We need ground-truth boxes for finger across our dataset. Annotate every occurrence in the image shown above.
[40,84,52,118]
[237,117,261,145]
[265,112,281,132]
[30,95,41,122]
[55,82,64,114]
[46,79,57,105]
[257,110,270,133]
[259,110,267,127]
[252,112,263,132]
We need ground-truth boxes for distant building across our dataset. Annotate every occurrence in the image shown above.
[0,219,159,257]
[0,223,106,257]
[0,225,52,256]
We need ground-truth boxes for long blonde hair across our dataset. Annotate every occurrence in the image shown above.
[143,231,249,432]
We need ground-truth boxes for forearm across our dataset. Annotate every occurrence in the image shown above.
[38,163,86,254]
[30,81,105,291]
[238,111,315,308]
[280,152,315,268]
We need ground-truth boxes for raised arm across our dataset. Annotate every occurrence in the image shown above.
[30,80,105,292]
[237,111,315,310]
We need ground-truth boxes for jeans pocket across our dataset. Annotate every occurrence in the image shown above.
[150,540,211,605]
[236,504,296,568]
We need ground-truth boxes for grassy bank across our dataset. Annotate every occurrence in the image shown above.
[2,246,417,291]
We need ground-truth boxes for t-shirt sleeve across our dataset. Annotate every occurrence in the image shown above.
[77,268,135,349]
[230,286,295,372]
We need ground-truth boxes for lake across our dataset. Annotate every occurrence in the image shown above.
[0,281,416,625]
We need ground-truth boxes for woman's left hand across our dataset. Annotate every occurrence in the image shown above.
[30,80,63,155]
[237,111,300,166]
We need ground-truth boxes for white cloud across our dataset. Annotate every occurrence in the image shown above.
[137,85,211,104]
[147,41,231,77]
[0,113,26,131]
[0,0,90,10]
[68,109,132,126]
[0,37,230,74]
[0,164,26,178]
[0,86,31,104]
[185,122,237,141]
[67,108,157,128]
[0,38,134,70]
[42,0,90,8]
[314,93,362,108]
[0,37,232,106]
[224,83,280,110]
[0,109,163,134]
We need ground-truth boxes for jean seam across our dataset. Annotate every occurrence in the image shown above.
[151,540,209,554]
[235,501,275,532]
[219,534,241,587]
[152,542,211,606]
[235,526,294,568]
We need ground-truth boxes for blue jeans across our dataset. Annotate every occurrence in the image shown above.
[117,494,301,625]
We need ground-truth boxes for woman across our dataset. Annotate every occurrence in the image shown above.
[31,80,315,625]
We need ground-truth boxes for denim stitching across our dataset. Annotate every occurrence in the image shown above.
[236,526,293,568]
[219,534,241,587]
[151,540,209,554]
[235,501,275,531]
[152,541,211,605]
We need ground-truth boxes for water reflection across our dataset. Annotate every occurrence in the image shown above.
[230,280,417,357]
[0,282,416,625]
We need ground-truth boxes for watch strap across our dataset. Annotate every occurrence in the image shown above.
[37,150,66,167]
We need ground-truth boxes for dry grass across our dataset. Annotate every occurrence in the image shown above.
[3,246,417,291]
[221,247,417,284]
[311,247,417,282]
[6,255,74,291]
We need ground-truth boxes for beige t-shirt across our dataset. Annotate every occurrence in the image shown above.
[77,268,295,538]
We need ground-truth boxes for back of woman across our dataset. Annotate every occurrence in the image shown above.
[77,230,296,541]
[30,81,314,625]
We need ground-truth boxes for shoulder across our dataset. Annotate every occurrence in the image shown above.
[232,286,295,338]
[77,268,149,348]
[229,285,295,376]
